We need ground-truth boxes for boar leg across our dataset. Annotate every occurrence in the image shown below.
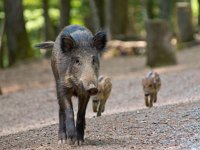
[58,108,66,143]
[76,95,90,145]
[64,97,76,145]
[154,93,157,103]
[57,84,76,144]
[97,98,107,116]
[149,94,154,107]
[56,86,66,143]
[101,98,108,113]
[97,101,102,117]
[145,96,149,107]
[92,99,99,112]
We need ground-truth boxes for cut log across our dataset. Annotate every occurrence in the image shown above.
[146,19,177,67]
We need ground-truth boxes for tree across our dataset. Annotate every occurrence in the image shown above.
[158,0,172,21]
[0,19,5,68]
[94,0,105,29]
[147,0,155,19]
[105,0,129,40]
[42,0,54,41]
[89,0,100,32]
[198,0,200,27]
[42,0,55,58]
[4,0,33,66]
[176,2,194,42]
[0,86,2,95]
[59,0,71,29]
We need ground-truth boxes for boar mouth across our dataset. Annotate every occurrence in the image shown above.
[87,85,98,95]
[83,83,98,96]
[145,93,150,96]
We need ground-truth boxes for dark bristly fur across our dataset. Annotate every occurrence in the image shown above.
[35,25,107,145]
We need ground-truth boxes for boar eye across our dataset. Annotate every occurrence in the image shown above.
[149,84,153,87]
[73,57,81,65]
[76,59,80,64]
[92,56,96,64]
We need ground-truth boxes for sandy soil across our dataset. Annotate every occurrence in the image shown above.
[1,45,200,149]
[1,101,200,150]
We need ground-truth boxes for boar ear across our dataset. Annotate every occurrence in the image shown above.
[61,35,75,52]
[93,31,107,51]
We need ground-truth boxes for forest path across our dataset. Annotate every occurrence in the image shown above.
[0,46,200,149]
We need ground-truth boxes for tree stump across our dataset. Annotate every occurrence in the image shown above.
[176,2,194,42]
[146,19,177,67]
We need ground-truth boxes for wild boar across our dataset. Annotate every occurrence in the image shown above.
[142,71,161,108]
[92,75,112,117]
[35,25,107,145]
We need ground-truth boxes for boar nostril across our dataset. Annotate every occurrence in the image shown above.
[88,88,98,95]
[87,84,98,95]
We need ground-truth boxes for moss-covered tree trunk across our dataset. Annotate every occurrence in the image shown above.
[4,0,33,66]
[146,20,177,67]
[105,0,129,39]
[176,2,194,42]
[59,0,71,29]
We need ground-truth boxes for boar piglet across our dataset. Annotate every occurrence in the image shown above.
[142,71,161,108]
[92,75,112,117]
[35,25,106,145]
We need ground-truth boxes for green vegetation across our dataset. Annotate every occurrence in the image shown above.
[0,0,200,68]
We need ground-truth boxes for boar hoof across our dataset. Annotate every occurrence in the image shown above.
[58,139,66,144]
[58,131,66,144]
[97,111,101,117]
[77,139,84,146]
[149,104,153,108]
[77,130,84,145]
[66,127,77,145]
[67,138,76,145]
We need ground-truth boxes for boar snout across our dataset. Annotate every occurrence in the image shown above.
[81,80,98,95]
[87,83,98,95]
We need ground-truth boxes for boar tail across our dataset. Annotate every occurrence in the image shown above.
[34,41,54,49]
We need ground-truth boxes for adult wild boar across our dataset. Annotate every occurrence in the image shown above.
[35,25,107,145]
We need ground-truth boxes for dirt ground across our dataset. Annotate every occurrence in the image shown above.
[1,45,200,149]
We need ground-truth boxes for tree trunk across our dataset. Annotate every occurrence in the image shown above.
[105,0,129,40]
[0,19,5,68]
[198,0,200,27]
[60,0,71,29]
[146,20,177,67]
[42,0,54,58]
[176,2,194,42]
[159,0,172,20]
[94,0,105,29]
[147,0,155,19]
[89,0,100,32]
[42,0,54,41]
[0,87,2,95]
[4,0,33,66]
